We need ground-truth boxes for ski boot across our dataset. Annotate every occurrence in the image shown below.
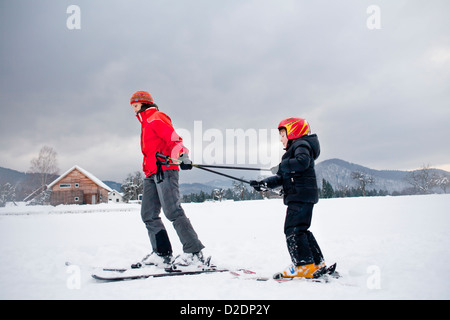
[273,262,339,281]
[285,264,324,279]
[131,251,172,269]
[169,251,215,271]
[273,263,326,280]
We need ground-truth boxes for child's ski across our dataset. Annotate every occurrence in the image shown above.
[229,269,270,281]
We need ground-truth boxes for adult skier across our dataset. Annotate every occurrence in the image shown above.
[130,91,205,267]
[250,117,326,279]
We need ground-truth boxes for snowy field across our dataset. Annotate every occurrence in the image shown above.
[0,194,449,300]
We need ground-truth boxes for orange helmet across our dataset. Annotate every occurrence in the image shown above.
[278,117,310,140]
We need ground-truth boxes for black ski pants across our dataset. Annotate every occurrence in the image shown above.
[284,202,324,266]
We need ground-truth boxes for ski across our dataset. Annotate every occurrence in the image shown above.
[92,266,229,281]
[228,263,339,283]
[229,269,270,281]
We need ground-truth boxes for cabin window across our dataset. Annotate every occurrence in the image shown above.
[60,184,71,188]
[74,197,79,202]
[75,183,79,188]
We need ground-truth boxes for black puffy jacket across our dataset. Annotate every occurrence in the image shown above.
[263,134,320,204]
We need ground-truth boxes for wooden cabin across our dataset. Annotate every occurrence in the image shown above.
[47,165,112,206]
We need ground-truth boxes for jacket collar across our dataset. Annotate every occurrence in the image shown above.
[136,107,157,123]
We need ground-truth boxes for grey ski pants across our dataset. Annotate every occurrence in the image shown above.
[141,170,204,255]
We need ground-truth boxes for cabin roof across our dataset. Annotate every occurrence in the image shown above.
[47,165,113,192]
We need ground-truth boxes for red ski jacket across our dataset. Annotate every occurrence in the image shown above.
[136,108,188,177]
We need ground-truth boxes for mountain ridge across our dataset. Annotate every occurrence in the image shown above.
[1,159,448,198]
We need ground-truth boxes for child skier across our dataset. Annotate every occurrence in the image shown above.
[130,90,205,268]
[250,117,326,279]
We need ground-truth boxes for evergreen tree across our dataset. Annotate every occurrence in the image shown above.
[321,179,334,198]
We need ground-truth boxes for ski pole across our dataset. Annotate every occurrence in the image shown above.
[194,164,271,172]
[155,153,283,195]
[156,152,273,185]
[193,165,251,184]
[155,153,271,172]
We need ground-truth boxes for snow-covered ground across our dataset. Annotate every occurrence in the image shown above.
[0,194,449,300]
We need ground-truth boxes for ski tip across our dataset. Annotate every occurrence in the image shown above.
[92,274,116,281]
[238,269,256,274]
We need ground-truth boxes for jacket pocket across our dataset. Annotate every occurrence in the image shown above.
[282,177,297,194]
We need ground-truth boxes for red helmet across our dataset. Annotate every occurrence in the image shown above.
[278,117,310,140]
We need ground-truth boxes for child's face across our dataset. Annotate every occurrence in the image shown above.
[280,129,288,148]
[131,102,142,114]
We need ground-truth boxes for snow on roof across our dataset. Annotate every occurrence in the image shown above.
[47,165,113,192]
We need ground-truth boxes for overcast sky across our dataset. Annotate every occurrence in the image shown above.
[1,0,449,183]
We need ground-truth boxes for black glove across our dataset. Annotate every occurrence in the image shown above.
[250,180,264,192]
[178,153,193,170]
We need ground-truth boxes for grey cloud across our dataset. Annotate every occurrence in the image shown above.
[1,0,449,182]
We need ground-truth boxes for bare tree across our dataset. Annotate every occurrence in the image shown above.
[434,174,449,193]
[351,171,375,197]
[232,179,246,201]
[121,171,144,202]
[0,182,16,207]
[29,146,60,188]
[212,188,224,202]
[406,164,437,194]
